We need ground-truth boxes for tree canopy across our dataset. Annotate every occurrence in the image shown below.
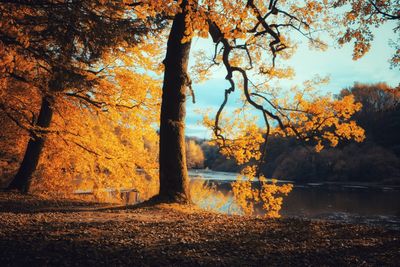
[0,0,162,194]
[0,0,398,216]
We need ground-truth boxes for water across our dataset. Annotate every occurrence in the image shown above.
[188,169,400,229]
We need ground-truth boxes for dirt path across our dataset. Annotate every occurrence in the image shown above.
[0,192,399,266]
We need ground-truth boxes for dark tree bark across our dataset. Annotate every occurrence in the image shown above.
[7,94,54,193]
[157,0,192,203]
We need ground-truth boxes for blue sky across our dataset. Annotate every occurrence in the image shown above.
[185,22,399,139]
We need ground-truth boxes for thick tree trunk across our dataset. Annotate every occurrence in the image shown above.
[157,1,192,203]
[7,94,54,193]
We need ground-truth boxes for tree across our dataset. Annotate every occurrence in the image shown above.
[157,0,193,202]
[186,139,205,169]
[339,82,400,150]
[29,67,161,200]
[126,0,383,204]
[1,43,162,198]
[0,0,155,193]
[3,0,395,208]
[340,82,399,114]
[126,0,310,203]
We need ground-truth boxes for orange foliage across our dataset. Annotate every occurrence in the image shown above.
[29,61,161,200]
[333,0,399,67]
[0,1,162,198]
[232,168,293,218]
[186,140,205,169]
[190,179,233,212]
[271,79,365,152]
[203,77,365,216]
[1,0,391,208]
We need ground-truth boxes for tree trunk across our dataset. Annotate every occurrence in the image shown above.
[7,94,54,193]
[157,0,192,203]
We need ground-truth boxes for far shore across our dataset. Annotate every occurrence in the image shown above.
[188,169,400,187]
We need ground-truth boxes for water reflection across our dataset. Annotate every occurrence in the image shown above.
[281,185,400,229]
[189,169,400,229]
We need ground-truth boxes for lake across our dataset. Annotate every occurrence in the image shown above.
[188,169,400,229]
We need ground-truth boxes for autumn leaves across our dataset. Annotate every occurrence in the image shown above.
[1,0,395,217]
[0,1,161,197]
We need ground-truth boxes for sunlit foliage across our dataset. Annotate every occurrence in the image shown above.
[0,0,162,197]
[332,0,399,68]
[186,140,205,169]
[1,56,162,200]
[32,70,161,200]
[270,80,365,152]
[232,166,293,218]
[1,0,396,210]
[203,78,365,216]
[203,110,264,165]
[0,0,163,196]
[126,0,379,213]
[190,179,238,213]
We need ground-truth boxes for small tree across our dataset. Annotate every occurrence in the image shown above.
[186,140,205,169]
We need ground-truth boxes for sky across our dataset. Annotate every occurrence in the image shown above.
[184,22,399,139]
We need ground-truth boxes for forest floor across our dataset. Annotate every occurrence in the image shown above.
[0,192,399,266]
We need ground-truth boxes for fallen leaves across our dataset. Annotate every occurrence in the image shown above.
[0,192,399,266]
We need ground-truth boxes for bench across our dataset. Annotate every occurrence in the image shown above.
[74,188,140,205]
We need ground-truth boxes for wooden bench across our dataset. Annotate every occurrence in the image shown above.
[74,188,140,205]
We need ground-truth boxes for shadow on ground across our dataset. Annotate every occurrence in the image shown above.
[0,192,399,266]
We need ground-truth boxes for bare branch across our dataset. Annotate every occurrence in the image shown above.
[369,0,400,20]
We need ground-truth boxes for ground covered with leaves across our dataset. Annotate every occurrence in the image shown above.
[0,192,399,266]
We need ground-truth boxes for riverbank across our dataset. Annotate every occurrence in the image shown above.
[0,192,399,266]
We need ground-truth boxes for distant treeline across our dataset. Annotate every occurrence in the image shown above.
[187,83,400,184]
